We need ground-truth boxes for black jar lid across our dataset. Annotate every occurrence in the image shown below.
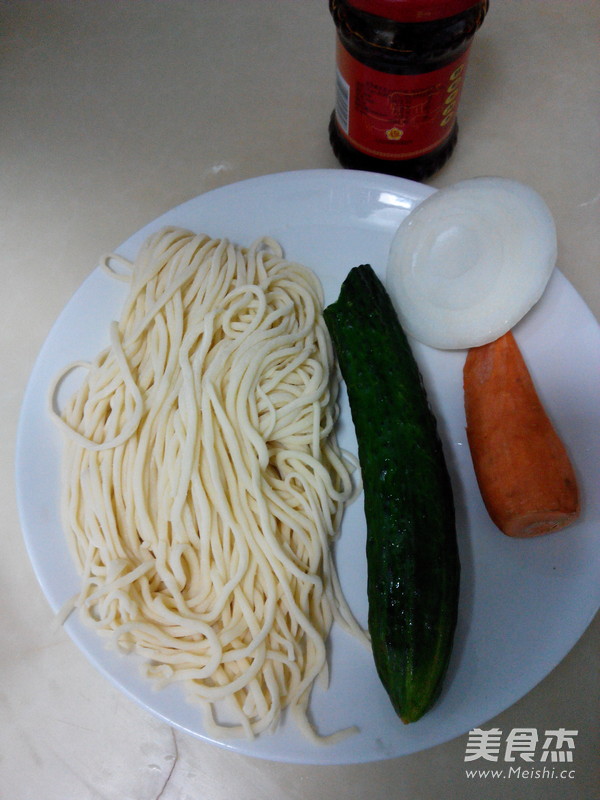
[345,0,484,22]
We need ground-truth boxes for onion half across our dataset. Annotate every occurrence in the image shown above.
[386,177,557,350]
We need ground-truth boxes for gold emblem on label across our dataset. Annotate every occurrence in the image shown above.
[386,127,403,141]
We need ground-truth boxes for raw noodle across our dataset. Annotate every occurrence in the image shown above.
[50,226,367,741]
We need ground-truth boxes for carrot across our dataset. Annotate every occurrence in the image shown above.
[463,330,580,538]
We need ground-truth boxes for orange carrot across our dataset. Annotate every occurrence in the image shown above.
[463,330,580,538]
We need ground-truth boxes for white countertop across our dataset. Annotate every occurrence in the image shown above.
[2,1,598,798]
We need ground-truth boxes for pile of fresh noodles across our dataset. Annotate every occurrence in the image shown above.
[50,226,367,741]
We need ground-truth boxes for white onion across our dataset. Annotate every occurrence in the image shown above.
[385,177,557,350]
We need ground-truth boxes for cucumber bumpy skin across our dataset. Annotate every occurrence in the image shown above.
[324,264,460,724]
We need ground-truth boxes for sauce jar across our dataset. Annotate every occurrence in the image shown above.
[328,0,489,181]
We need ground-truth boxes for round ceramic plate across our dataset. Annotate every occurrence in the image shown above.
[15,169,600,764]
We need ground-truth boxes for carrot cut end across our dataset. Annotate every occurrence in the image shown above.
[501,508,580,538]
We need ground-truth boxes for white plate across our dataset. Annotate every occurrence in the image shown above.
[16,169,600,765]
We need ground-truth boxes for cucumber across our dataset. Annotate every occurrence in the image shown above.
[324,264,460,724]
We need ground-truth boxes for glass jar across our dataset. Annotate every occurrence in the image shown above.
[328,0,489,181]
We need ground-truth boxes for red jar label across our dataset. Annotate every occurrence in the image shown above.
[334,41,472,160]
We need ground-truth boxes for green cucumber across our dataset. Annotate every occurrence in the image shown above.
[324,264,460,724]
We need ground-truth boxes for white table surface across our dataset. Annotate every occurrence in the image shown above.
[2,1,598,798]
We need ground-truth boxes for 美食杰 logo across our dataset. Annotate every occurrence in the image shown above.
[464,728,578,781]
